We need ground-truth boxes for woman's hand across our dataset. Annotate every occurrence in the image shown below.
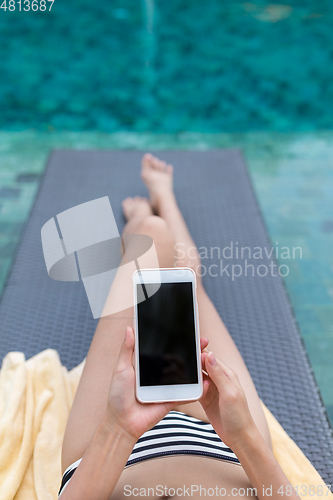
[200,349,257,449]
[200,349,300,500]
[106,326,175,441]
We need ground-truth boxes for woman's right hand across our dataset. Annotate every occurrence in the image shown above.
[106,326,175,441]
[200,349,258,449]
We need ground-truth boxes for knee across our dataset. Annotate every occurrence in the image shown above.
[136,216,175,267]
[137,215,170,239]
[136,215,175,250]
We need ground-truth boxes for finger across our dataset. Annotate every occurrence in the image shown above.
[201,351,209,375]
[201,379,210,399]
[200,337,209,351]
[206,351,237,379]
[116,326,135,371]
[199,378,216,409]
[204,351,236,394]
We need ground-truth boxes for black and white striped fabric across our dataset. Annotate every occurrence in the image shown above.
[126,411,240,466]
[58,411,240,496]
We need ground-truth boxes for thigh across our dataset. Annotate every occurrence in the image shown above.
[61,217,176,473]
[175,283,272,449]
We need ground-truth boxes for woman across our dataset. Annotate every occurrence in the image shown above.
[59,154,298,499]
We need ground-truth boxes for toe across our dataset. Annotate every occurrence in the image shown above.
[141,153,153,169]
[158,160,166,171]
[154,159,163,171]
[150,156,159,170]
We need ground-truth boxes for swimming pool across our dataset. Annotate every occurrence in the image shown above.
[1,0,333,132]
[0,0,332,426]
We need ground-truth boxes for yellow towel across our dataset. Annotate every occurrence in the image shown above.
[0,349,332,500]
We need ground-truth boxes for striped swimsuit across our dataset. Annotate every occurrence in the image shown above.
[58,411,240,496]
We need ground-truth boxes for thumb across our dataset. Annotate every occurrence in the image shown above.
[205,351,229,393]
[116,326,135,371]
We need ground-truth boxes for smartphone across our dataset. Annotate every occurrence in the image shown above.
[133,267,203,403]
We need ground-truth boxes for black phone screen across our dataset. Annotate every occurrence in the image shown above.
[137,282,198,386]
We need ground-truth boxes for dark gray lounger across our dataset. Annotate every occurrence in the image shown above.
[0,150,332,482]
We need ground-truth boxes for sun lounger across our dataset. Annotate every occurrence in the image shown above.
[0,149,332,481]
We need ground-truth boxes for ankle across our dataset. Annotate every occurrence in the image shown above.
[155,190,177,213]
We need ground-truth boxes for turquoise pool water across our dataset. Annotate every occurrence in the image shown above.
[1,1,333,131]
[0,1,332,427]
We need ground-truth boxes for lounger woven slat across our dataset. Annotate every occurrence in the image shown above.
[0,149,332,481]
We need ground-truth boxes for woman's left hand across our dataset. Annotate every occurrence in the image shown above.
[105,326,174,441]
[199,349,256,449]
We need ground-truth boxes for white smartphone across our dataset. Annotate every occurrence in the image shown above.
[133,267,203,403]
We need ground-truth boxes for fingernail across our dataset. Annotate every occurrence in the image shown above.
[208,351,216,366]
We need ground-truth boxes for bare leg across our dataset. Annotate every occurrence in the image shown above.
[61,203,176,473]
[61,154,271,474]
[141,153,271,448]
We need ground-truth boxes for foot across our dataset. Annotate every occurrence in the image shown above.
[141,153,174,212]
[122,196,153,222]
